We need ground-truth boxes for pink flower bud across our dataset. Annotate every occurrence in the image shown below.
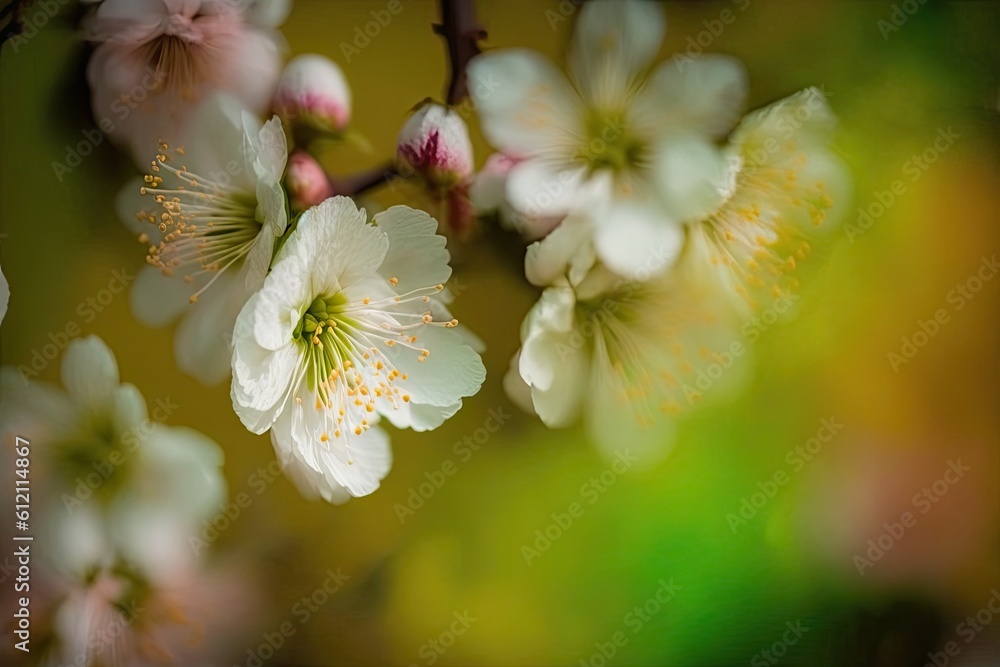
[285,151,333,211]
[396,103,474,189]
[273,55,351,138]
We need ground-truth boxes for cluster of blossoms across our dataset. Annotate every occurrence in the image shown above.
[101,0,487,503]
[468,0,850,462]
[100,0,848,495]
[1,337,231,664]
[0,0,851,660]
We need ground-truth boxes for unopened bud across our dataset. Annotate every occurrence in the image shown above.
[396,103,473,189]
[286,151,334,212]
[273,54,351,142]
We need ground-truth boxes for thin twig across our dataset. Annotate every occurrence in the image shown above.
[332,161,397,198]
[434,0,486,105]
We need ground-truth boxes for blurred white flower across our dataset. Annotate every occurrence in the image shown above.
[45,554,262,667]
[119,96,288,385]
[507,217,744,465]
[85,0,286,165]
[0,336,226,571]
[238,0,293,29]
[470,153,562,241]
[286,150,334,212]
[469,0,747,277]
[397,102,474,189]
[273,54,352,141]
[231,197,485,500]
[686,88,851,312]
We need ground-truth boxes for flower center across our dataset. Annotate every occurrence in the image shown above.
[701,148,834,306]
[137,143,262,303]
[291,281,456,447]
[53,412,134,505]
[142,32,206,100]
[575,281,715,424]
[577,110,646,175]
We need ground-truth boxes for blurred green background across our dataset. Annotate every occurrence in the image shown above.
[2,0,999,665]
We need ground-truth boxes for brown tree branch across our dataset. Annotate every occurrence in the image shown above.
[0,0,28,48]
[434,0,486,105]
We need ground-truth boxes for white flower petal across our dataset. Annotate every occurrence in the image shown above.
[524,329,588,428]
[231,295,300,432]
[524,215,596,287]
[468,49,582,158]
[240,0,292,28]
[381,400,463,432]
[278,196,388,296]
[175,269,248,386]
[279,400,393,498]
[502,351,536,417]
[275,449,353,505]
[520,284,577,343]
[111,383,147,434]
[248,114,288,183]
[247,256,309,351]
[130,265,192,328]
[386,325,485,409]
[243,223,275,294]
[505,161,591,219]
[60,336,119,413]
[592,201,683,279]
[653,134,732,223]
[373,206,452,288]
[634,54,748,139]
[570,0,665,103]
[141,424,227,521]
[586,365,677,471]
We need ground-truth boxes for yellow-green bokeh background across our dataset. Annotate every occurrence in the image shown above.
[2,1,999,665]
